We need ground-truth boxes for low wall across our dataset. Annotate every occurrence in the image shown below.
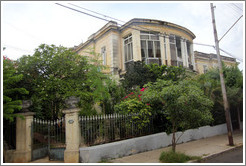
[79,123,228,163]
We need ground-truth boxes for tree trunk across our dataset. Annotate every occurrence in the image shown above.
[172,122,176,152]
[237,106,241,130]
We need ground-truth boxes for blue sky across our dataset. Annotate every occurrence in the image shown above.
[1,1,244,70]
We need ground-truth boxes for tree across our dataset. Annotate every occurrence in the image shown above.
[121,61,187,93]
[17,44,91,119]
[17,44,125,118]
[195,64,243,127]
[114,87,152,129]
[142,79,213,152]
[3,56,28,121]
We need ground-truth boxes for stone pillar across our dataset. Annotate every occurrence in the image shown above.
[63,96,80,163]
[13,100,35,163]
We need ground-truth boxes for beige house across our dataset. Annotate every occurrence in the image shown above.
[194,51,237,74]
[74,18,196,75]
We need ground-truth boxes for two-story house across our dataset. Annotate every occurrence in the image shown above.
[74,18,196,76]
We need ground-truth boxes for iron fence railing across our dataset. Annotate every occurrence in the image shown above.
[79,113,155,146]
[32,118,65,150]
[3,119,16,150]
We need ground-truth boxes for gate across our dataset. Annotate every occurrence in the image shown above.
[31,118,65,161]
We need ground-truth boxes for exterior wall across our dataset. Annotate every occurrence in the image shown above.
[77,42,95,58]
[123,24,194,70]
[194,51,237,74]
[75,19,196,74]
[79,123,228,163]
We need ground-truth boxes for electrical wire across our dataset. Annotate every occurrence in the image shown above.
[68,3,126,24]
[56,3,243,62]
[230,3,243,12]
[55,3,111,23]
[219,15,243,42]
[226,4,243,16]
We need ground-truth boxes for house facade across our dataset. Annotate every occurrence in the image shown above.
[74,18,196,75]
[194,51,237,74]
[73,18,237,76]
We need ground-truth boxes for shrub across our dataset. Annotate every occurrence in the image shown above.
[159,150,201,163]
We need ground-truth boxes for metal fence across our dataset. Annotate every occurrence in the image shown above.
[3,119,16,150]
[32,118,66,150]
[79,113,155,146]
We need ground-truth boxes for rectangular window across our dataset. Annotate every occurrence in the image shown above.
[164,36,168,65]
[176,36,182,58]
[101,46,106,65]
[186,41,191,63]
[124,34,133,62]
[148,41,154,57]
[169,34,177,61]
[154,41,161,58]
[141,40,147,61]
[140,31,161,65]
[169,34,175,44]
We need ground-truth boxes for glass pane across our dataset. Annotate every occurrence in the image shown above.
[176,37,182,58]
[170,44,177,60]
[154,41,161,58]
[169,35,175,43]
[130,43,133,60]
[124,45,127,61]
[124,39,128,44]
[186,41,191,58]
[129,37,132,42]
[127,44,131,61]
[148,41,154,58]
[141,40,147,58]
[150,34,159,40]
[140,35,149,40]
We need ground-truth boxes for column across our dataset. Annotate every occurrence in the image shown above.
[13,100,35,163]
[63,96,81,163]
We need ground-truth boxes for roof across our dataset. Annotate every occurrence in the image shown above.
[74,18,196,52]
[194,51,237,62]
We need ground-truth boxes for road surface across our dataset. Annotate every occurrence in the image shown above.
[204,147,243,163]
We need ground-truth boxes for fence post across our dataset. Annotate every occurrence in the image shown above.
[13,100,35,163]
[62,96,80,163]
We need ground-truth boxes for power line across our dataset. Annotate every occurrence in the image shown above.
[68,3,169,34]
[230,3,243,12]
[57,3,166,36]
[193,42,243,62]
[226,4,243,16]
[222,4,242,20]
[55,3,111,23]
[219,15,243,42]
[68,3,126,24]
[56,3,243,62]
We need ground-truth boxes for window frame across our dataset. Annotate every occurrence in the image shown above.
[101,46,106,65]
[124,34,133,63]
[140,31,161,65]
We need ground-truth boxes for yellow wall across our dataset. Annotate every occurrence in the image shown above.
[77,21,195,74]
[195,58,237,74]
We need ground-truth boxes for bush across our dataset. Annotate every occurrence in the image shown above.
[159,150,201,163]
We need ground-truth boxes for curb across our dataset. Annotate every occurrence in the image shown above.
[188,144,243,163]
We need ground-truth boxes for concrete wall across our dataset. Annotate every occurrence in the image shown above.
[79,123,228,163]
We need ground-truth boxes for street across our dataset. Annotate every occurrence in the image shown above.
[204,147,243,163]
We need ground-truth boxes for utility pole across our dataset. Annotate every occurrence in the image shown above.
[210,3,234,146]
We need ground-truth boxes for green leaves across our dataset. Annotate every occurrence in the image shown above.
[3,57,29,122]
[115,98,152,129]
[143,79,214,130]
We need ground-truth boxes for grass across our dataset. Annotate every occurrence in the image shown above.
[98,158,112,163]
[159,150,201,163]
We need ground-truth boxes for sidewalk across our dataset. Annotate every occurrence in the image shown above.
[30,130,243,163]
[109,130,243,163]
